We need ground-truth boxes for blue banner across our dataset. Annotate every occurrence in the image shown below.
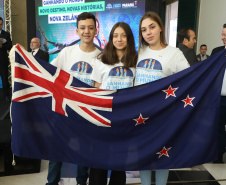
[0,76,2,88]
[35,0,146,62]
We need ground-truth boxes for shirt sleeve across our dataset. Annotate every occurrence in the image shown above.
[50,49,66,69]
[90,58,103,84]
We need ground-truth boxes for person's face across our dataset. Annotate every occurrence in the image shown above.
[222,28,226,47]
[0,20,3,30]
[184,30,196,49]
[76,18,97,45]
[112,27,127,51]
[141,18,162,49]
[30,38,40,50]
[200,46,207,55]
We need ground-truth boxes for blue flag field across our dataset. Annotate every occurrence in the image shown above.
[11,45,226,171]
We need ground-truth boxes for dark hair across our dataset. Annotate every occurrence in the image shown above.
[99,22,137,69]
[138,11,167,51]
[76,12,96,28]
[0,17,3,22]
[177,28,195,44]
[200,44,207,49]
[223,24,226,28]
[95,17,100,34]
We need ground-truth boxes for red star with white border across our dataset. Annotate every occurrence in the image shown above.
[162,85,178,99]
[182,95,195,108]
[133,113,149,126]
[156,146,172,158]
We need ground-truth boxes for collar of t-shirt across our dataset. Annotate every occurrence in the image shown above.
[0,30,2,34]
[31,48,39,56]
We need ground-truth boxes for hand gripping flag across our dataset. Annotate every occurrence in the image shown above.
[11,45,226,171]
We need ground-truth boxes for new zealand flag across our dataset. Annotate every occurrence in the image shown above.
[11,45,226,170]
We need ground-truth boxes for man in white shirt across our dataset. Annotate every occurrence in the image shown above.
[211,23,226,163]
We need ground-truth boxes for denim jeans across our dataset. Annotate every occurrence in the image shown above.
[76,165,89,184]
[46,161,62,185]
[139,169,169,185]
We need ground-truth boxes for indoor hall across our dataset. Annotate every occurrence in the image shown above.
[0,0,226,185]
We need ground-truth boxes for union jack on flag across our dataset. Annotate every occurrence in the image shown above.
[13,45,115,127]
[11,45,226,171]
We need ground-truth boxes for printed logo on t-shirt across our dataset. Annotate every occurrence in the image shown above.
[135,58,164,85]
[70,61,94,86]
[106,67,134,90]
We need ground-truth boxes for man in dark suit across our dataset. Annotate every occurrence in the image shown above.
[211,24,226,56]
[211,23,226,163]
[0,17,12,101]
[30,37,49,63]
[211,45,225,56]
[177,28,198,66]
[196,44,209,62]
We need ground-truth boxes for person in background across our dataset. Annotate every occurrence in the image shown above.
[135,11,190,185]
[196,44,209,61]
[0,17,12,101]
[211,23,226,163]
[177,28,198,66]
[89,22,137,185]
[46,12,102,185]
[30,37,49,63]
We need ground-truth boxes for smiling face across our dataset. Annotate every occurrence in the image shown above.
[112,26,127,51]
[200,46,207,55]
[76,18,97,45]
[140,18,162,50]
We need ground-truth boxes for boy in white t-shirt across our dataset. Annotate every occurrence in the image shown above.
[46,12,101,185]
[51,19,101,87]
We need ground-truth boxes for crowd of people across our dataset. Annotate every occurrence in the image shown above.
[0,11,226,185]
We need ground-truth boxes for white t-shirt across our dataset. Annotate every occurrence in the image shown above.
[51,44,101,87]
[91,58,136,90]
[221,69,226,96]
[135,45,190,86]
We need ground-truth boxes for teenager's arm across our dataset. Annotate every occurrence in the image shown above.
[94,81,101,88]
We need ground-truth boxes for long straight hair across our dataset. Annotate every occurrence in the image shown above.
[138,12,167,52]
[99,22,137,68]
